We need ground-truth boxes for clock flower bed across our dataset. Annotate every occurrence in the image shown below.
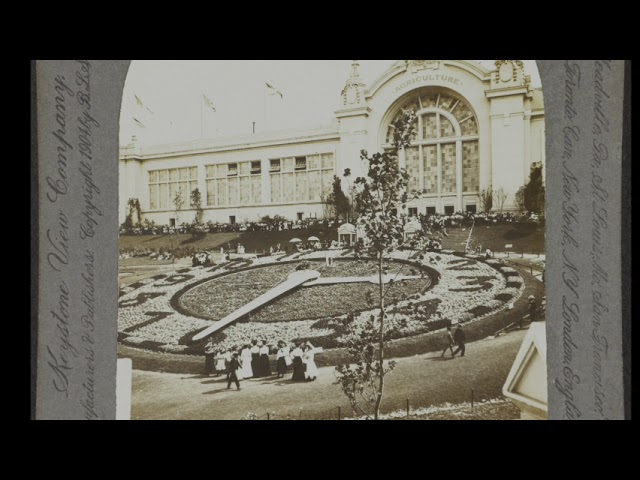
[179,259,431,323]
[117,249,524,356]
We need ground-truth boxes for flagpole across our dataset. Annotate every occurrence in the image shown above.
[200,96,203,138]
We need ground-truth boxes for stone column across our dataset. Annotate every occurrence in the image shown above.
[486,60,533,212]
[456,140,463,212]
[523,109,532,185]
[262,157,270,205]
[436,143,443,213]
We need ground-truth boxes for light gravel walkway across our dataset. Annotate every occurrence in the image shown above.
[131,328,527,420]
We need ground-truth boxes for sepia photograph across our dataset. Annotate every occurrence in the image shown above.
[116,60,548,420]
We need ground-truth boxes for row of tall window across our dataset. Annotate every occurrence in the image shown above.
[147,153,335,210]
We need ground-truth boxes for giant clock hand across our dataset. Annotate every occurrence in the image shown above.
[191,269,422,342]
[191,269,321,342]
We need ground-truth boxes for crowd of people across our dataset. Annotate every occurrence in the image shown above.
[204,339,322,390]
[120,218,348,236]
[120,211,541,237]
[404,210,535,233]
[120,209,543,238]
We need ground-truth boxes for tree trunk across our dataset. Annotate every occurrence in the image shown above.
[374,253,385,420]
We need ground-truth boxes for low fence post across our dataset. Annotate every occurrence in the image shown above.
[267,412,270,420]
[337,406,341,421]
[406,399,410,418]
[471,389,475,410]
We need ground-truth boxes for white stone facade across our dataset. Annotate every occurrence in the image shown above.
[119,60,545,225]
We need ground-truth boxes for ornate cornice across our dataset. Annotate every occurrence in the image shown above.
[405,60,443,72]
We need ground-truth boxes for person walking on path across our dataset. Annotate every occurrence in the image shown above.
[215,350,226,377]
[275,341,289,378]
[441,326,455,358]
[259,341,272,377]
[223,348,233,381]
[291,343,306,382]
[452,324,466,358]
[240,343,253,379]
[303,342,320,382]
[204,340,216,376]
[226,352,242,390]
[250,340,261,378]
[528,295,539,323]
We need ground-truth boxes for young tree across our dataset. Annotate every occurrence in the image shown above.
[334,109,417,420]
[494,187,508,213]
[320,193,335,221]
[190,188,204,226]
[479,188,493,213]
[323,176,351,222]
[524,165,545,214]
[334,176,351,222]
[172,187,185,253]
[343,168,356,221]
[515,186,526,213]
[122,198,142,232]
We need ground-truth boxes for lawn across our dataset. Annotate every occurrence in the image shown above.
[470,223,545,254]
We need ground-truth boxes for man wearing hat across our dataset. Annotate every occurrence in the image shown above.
[527,295,538,328]
[226,352,242,391]
[451,323,466,358]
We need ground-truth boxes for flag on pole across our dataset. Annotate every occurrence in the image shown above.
[202,93,216,111]
[265,82,283,98]
[202,94,216,111]
[134,94,154,114]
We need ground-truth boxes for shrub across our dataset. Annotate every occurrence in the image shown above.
[507,279,523,288]
[495,292,514,302]
[484,299,504,310]
[468,305,493,318]
[454,312,475,324]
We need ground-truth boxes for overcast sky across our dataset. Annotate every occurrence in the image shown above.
[120,60,542,146]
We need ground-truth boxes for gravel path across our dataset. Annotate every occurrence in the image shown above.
[130,327,528,420]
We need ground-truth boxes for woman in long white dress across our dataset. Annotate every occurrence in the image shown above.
[240,344,253,379]
[303,342,319,381]
[215,350,227,377]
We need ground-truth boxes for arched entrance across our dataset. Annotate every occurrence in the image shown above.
[381,88,480,214]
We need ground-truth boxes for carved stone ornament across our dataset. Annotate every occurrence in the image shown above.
[341,60,366,106]
[494,60,524,83]
[406,60,442,73]
[346,86,358,105]
[499,62,514,82]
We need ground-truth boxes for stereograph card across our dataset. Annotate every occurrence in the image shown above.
[31,60,630,420]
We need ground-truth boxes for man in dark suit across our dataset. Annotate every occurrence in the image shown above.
[226,352,242,390]
[452,324,466,358]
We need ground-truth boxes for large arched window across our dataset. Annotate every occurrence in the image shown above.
[383,90,480,209]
